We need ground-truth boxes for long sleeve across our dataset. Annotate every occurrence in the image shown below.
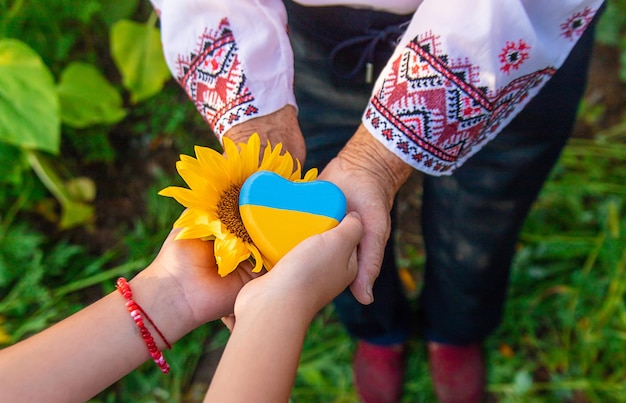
[151,0,296,140]
[362,0,605,175]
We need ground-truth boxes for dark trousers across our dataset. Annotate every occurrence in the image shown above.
[285,1,598,345]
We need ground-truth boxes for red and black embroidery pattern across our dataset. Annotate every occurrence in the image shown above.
[499,39,531,74]
[365,31,555,174]
[560,7,595,40]
[175,18,258,137]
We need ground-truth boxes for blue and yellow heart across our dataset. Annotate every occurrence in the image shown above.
[239,171,347,268]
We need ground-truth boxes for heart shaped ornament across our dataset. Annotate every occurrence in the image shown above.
[239,171,347,269]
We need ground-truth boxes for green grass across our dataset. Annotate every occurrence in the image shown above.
[484,133,626,403]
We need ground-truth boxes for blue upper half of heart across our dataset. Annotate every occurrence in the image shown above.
[239,171,347,221]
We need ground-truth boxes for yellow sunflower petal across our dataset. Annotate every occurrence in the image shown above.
[176,171,225,206]
[259,143,283,172]
[176,224,220,240]
[194,146,231,191]
[158,187,210,210]
[269,139,280,153]
[214,235,251,277]
[239,133,261,180]
[248,243,265,273]
[179,154,202,167]
[176,155,204,177]
[177,166,208,192]
[261,139,277,163]
[301,167,319,182]
[176,158,213,191]
[193,145,223,169]
[160,187,218,215]
[271,156,294,178]
[221,137,245,183]
[260,146,298,179]
[289,159,303,180]
[173,208,214,227]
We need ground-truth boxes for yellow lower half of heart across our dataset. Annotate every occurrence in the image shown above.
[240,204,340,269]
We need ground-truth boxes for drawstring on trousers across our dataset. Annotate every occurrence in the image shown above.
[329,21,409,84]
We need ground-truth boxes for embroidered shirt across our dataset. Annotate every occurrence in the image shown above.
[152,0,604,175]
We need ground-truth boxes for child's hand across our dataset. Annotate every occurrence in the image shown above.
[233,211,364,322]
[137,228,264,332]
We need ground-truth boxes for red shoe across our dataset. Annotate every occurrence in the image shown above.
[428,342,485,403]
[353,341,406,403]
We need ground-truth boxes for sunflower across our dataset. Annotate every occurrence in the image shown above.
[159,133,318,277]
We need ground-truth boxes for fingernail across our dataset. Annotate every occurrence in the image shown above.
[367,285,374,303]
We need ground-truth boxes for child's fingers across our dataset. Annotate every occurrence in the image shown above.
[313,211,363,283]
[235,212,365,318]
[256,211,363,292]
[323,211,364,253]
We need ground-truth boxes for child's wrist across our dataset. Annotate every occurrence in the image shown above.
[127,268,197,347]
[235,280,319,325]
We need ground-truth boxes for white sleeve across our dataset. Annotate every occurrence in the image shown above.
[152,0,296,140]
[362,0,605,175]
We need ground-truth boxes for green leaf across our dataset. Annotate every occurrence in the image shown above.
[57,62,127,128]
[110,16,171,104]
[65,177,96,203]
[25,150,94,229]
[0,142,27,184]
[0,39,60,154]
[58,200,95,230]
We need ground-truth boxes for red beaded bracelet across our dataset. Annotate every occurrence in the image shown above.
[116,277,171,374]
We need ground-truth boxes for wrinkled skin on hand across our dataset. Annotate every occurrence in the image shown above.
[320,125,411,305]
[223,105,307,166]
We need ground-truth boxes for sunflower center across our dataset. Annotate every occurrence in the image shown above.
[217,184,253,244]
